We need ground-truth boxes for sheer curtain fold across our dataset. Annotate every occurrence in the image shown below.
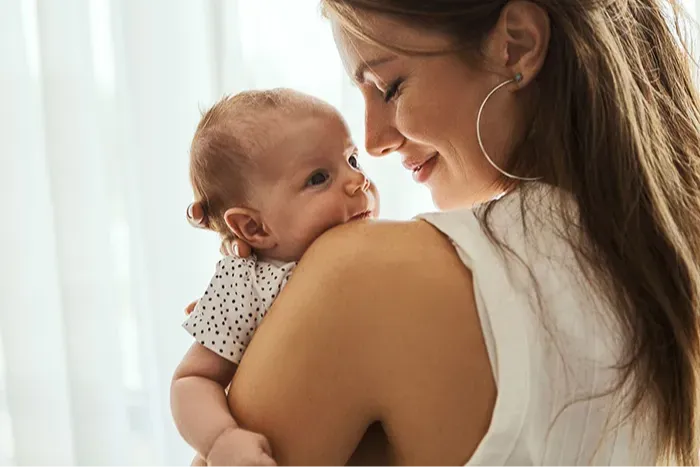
[2,0,134,463]
[115,1,220,464]
[0,0,75,463]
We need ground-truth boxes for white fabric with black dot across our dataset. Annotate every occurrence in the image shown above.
[183,255,296,364]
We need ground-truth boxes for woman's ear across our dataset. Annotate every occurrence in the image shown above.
[223,207,277,251]
[488,0,550,87]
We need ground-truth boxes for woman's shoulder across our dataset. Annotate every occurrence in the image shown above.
[277,218,480,345]
[300,217,462,270]
[229,218,494,464]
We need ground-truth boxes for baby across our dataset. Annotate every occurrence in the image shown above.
[171,88,379,465]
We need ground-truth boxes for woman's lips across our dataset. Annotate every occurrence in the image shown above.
[408,153,439,183]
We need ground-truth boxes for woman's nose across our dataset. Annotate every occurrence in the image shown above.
[364,102,404,157]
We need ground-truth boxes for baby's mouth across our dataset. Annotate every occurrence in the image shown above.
[349,210,372,221]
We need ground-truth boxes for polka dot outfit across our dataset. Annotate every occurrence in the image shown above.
[183,255,296,364]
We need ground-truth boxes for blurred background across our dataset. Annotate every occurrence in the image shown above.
[1,0,699,464]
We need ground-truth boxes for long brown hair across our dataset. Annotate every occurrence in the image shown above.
[322,0,700,463]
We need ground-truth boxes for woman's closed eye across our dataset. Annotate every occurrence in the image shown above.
[306,169,331,187]
[382,78,403,103]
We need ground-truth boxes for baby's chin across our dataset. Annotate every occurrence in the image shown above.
[365,198,380,220]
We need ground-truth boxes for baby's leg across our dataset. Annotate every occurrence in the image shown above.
[191,454,207,466]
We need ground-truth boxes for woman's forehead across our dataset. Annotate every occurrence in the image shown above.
[331,11,452,74]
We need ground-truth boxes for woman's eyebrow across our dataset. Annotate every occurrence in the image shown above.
[353,56,397,83]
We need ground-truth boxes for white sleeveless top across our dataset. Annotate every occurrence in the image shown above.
[417,184,653,465]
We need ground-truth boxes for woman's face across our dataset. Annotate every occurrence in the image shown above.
[332,14,523,209]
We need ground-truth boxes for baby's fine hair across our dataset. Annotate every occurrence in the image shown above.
[189,88,332,238]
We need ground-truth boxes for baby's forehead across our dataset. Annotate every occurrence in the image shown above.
[248,99,343,145]
[254,109,353,174]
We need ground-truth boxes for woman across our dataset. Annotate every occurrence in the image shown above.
[191,0,700,464]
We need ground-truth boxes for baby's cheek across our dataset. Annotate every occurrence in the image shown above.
[307,214,343,242]
[288,195,347,253]
[288,216,334,256]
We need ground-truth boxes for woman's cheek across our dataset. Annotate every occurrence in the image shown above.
[396,96,442,144]
[395,106,425,142]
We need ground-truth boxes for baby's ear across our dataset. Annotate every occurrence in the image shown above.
[223,207,276,250]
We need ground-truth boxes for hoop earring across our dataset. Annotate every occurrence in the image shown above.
[476,72,541,182]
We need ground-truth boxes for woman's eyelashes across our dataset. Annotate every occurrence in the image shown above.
[382,78,404,103]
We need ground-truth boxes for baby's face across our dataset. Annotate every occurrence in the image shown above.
[251,109,378,261]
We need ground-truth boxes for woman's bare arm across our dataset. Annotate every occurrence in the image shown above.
[228,220,496,465]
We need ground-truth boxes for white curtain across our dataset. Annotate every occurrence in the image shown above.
[1,0,698,465]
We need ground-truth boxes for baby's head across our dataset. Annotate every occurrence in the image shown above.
[189,88,378,262]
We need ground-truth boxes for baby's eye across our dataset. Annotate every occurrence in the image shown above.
[349,154,360,169]
[306,169,330,187]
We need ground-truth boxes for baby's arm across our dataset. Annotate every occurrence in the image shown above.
[171,343,236,459]
[171,343,275,466]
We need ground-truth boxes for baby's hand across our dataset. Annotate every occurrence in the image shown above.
[186,202,251,257]
[219,237,252,258]
[206,427,276,466]
[185,300,198,316]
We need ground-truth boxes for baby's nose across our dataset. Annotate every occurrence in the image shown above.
[345,170,369,196]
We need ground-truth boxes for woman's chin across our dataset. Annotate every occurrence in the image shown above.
[429,184,493,211]
[430,188,463,211]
